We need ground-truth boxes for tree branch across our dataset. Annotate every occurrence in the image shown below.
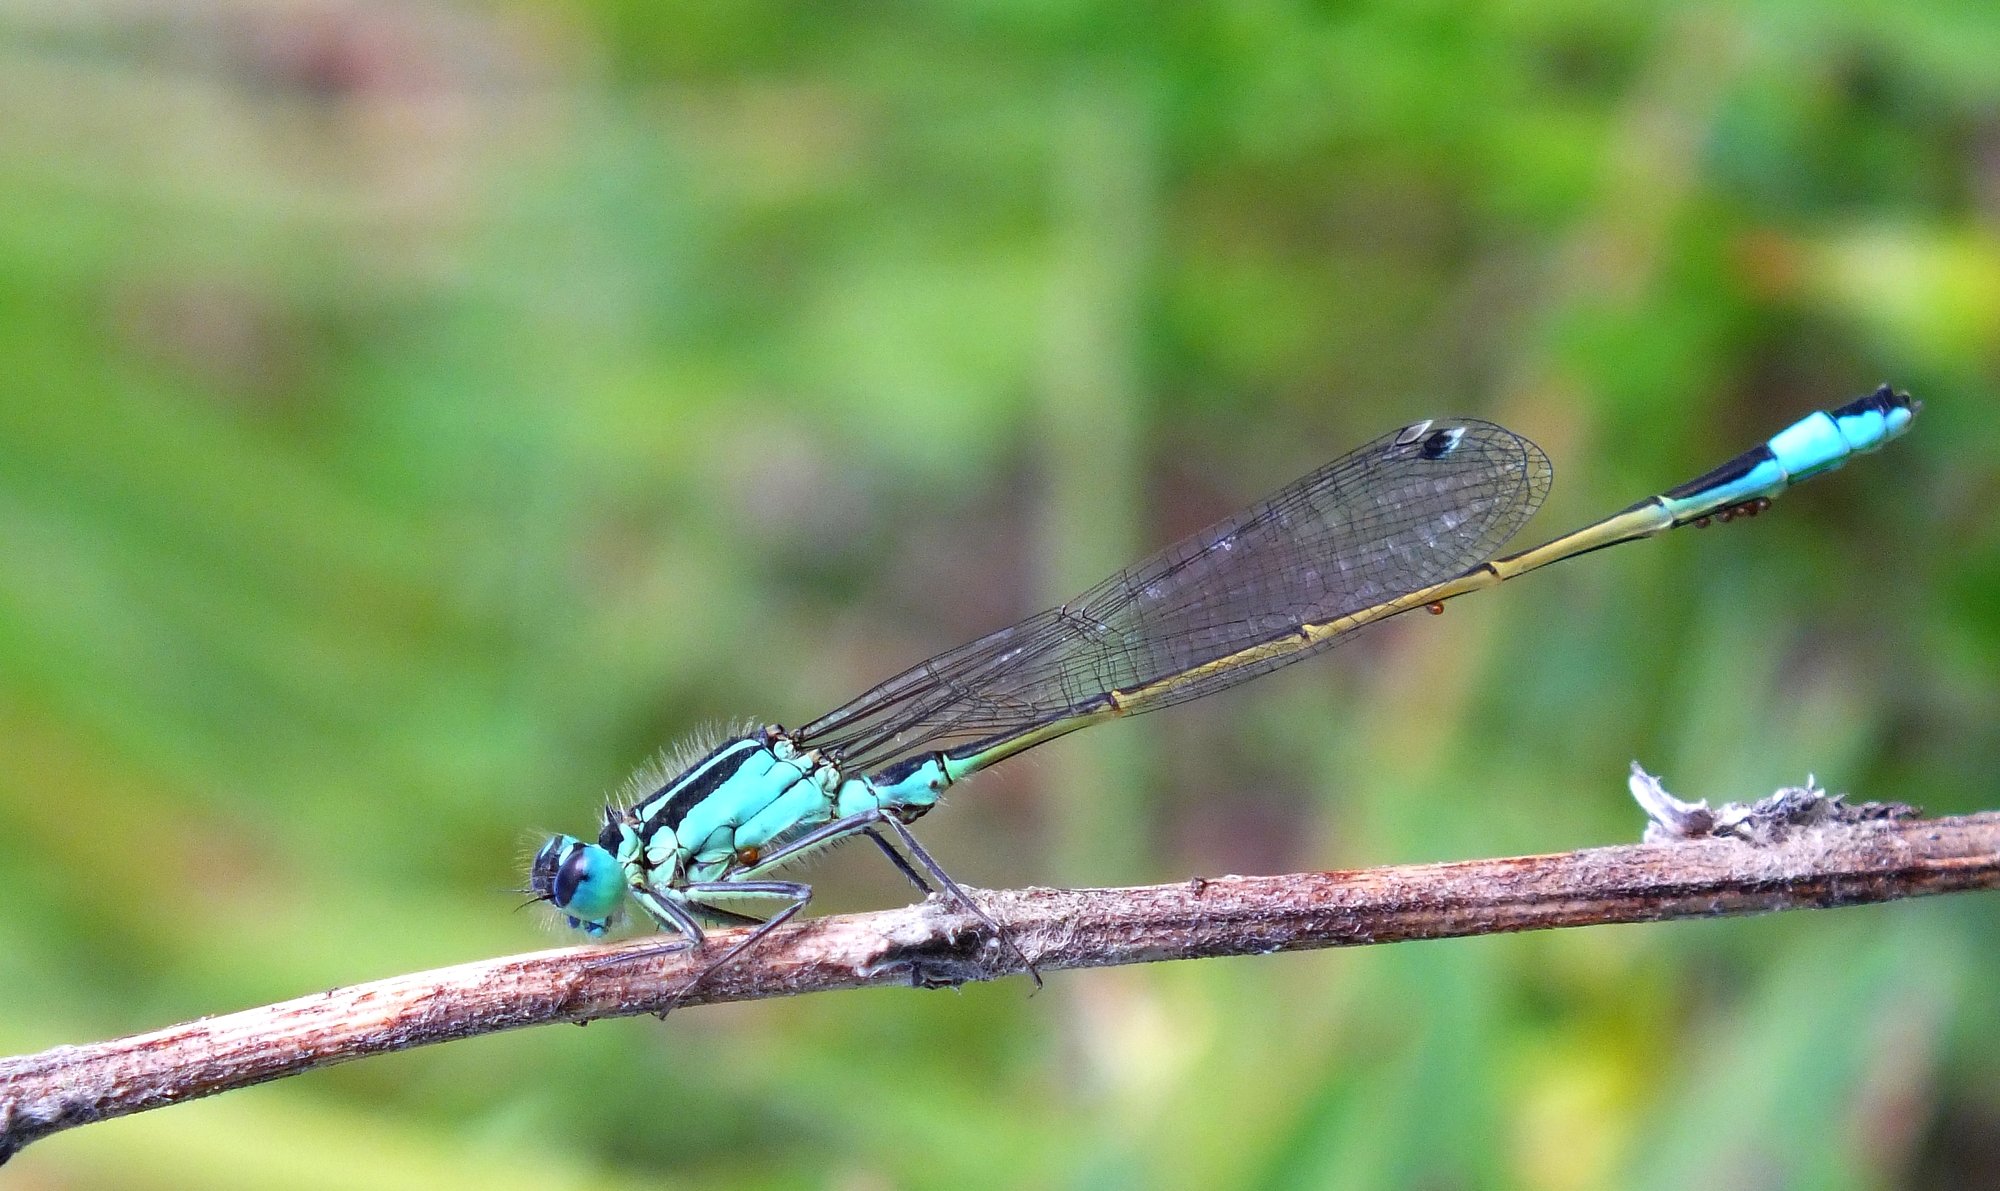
[5,787,1997,1163]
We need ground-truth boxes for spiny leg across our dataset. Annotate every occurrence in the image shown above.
[589,881,807,1013]
[582,887,708,973]
[863,826,933,893]
[734,806,1040,987]
[658,879,813,1016]
[866,812,1041,989]
[587,822,878,981]
[601,808,1041,1000]
[686,901,768,928]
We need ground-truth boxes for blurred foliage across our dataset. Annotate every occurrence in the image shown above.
[2,0,1997,1187]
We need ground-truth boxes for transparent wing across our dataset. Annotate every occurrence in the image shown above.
[797,419,1552,770]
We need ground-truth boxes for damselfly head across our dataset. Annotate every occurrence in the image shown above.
[528,834,626,937]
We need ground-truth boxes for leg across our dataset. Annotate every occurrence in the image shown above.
[659,879,814,1015]
[583,885,709,971]
[867,814,1041,989]
[864,826,933,893]
[686,901,769,928]
[734,807,1040,988]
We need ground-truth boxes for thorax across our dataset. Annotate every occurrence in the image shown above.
[611,731,843,885]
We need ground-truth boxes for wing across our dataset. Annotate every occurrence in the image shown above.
[796,418,1552,770]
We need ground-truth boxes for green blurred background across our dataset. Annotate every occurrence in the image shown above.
[3,1,1997,1187]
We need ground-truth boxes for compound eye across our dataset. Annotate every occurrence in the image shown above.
[527,838,566,901]
[553,848,594,909]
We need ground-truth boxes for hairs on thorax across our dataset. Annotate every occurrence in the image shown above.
[611,719,765,810]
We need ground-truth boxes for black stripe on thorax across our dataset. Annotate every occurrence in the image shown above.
[637,736,765,835]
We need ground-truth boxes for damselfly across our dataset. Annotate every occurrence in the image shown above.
[530,387,1918,983]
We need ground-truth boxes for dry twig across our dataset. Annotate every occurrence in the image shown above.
[3,774,1995,1163]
